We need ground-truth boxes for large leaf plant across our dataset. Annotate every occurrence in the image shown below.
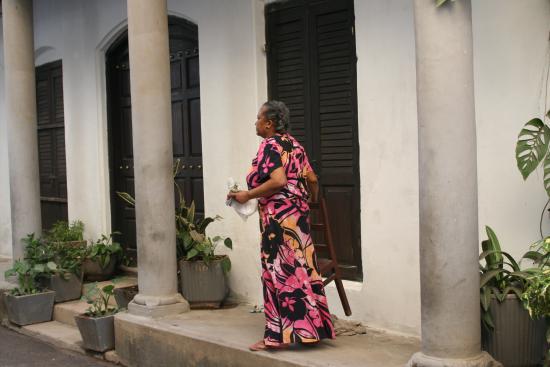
[479,226,539,330]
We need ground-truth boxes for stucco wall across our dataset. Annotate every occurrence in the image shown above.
[474,0,550,261]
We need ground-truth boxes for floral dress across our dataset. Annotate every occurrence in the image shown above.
[246,133,335,346]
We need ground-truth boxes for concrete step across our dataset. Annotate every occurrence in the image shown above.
[115,305,421,367]
[21,320,84,355]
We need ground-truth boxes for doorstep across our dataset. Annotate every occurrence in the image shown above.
[115,304,420,367]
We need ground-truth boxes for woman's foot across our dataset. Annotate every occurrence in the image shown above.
[248,340,289,352]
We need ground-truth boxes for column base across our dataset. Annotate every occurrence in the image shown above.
[407,352,502,367]
[128,293,190,318]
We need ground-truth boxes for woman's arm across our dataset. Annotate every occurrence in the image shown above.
[227,167,287,204]
[305,170,319,203]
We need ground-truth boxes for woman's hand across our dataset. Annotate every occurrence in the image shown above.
[227,190,251,204]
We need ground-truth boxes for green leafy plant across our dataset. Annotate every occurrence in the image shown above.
[45,220,85,243]
[82,284,118,317]
[23,232,86,278]
[117,159,233,273]
[479,226,536,330]
[23,234,54,265]
[87,234,123,269]
[519,236,550,365]
[4,259,57,296]
[175,200,233,273]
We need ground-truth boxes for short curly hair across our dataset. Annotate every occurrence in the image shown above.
[263,100,290,133]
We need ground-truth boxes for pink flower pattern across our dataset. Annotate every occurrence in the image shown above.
[247,133,335,346]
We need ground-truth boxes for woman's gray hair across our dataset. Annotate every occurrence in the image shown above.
[263,100,290,132]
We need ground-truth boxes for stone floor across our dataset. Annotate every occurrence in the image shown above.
[116,304,420,367]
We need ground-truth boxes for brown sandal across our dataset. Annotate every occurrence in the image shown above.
[249,340,289,352]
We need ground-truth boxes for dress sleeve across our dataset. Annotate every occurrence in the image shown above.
[257,140,283,182]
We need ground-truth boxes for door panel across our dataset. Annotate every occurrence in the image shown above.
[266,0,362,280]
[107,17,203,262]
[36,61,68,230]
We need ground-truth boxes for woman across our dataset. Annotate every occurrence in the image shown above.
[227,100,335,351]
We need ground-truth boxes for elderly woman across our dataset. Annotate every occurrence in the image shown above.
[227,100,335,351]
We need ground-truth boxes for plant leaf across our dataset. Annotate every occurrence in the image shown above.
[198,218,215,234]
[186,248,199,260]
[224,238,233,250]
[480,269,506,287]
[516,118,550,180]
[480,287,491,311]
[221,257,231,273]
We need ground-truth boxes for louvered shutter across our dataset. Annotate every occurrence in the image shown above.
[36,61,68,230]
[266,0,362,280]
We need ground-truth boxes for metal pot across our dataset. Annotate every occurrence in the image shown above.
[83,256,117,281]
[482,294,547,367]
[178,257,229,309]
[40,272,83,303]
[4,290,55,326]
[74,313,115,352]
[114,285,138,309]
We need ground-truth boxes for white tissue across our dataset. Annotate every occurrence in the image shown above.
[226,177,258,220]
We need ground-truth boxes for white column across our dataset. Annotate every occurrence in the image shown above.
[408,1,499,366]
[126,0,189,317]
[2,0,41,260]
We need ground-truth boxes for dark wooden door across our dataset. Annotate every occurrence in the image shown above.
[36,60,68,230]
[107,18,204,262]
[266,0,362,280]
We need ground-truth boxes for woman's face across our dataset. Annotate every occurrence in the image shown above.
[255,106,272,138]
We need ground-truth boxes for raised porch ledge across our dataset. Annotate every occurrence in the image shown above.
[115,305,420,367]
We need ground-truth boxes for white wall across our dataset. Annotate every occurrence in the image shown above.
[474,1,550,261]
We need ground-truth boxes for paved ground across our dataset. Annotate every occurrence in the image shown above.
[0,326,115,367]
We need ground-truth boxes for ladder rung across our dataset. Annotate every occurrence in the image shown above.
[311,223,324,231]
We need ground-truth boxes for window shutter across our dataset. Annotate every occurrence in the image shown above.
[36,61,68,229]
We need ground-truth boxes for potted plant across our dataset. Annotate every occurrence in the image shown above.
[176,200,232,308]
[83,234,122,281]
[480,226,546,366]
[521,236,550,366]
[3,259,56,326]
[113,284,138,309]
[75,284,118,352]
[24,233,85,303]
[117,161,234,308]
[44,220,86,248]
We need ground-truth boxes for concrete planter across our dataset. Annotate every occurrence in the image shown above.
[114,285,138,309]
[40,273,83,303]
[75,313,115,352]
[178,257,228,308]
[4,290,55,326]
[83,256,117,281]
[482,294,547,367]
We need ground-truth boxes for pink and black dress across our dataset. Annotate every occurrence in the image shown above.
[246,133,335,346]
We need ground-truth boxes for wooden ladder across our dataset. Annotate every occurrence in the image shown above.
[309,198,352,316]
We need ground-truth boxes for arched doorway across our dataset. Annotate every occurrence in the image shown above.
[106,17,203,264]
